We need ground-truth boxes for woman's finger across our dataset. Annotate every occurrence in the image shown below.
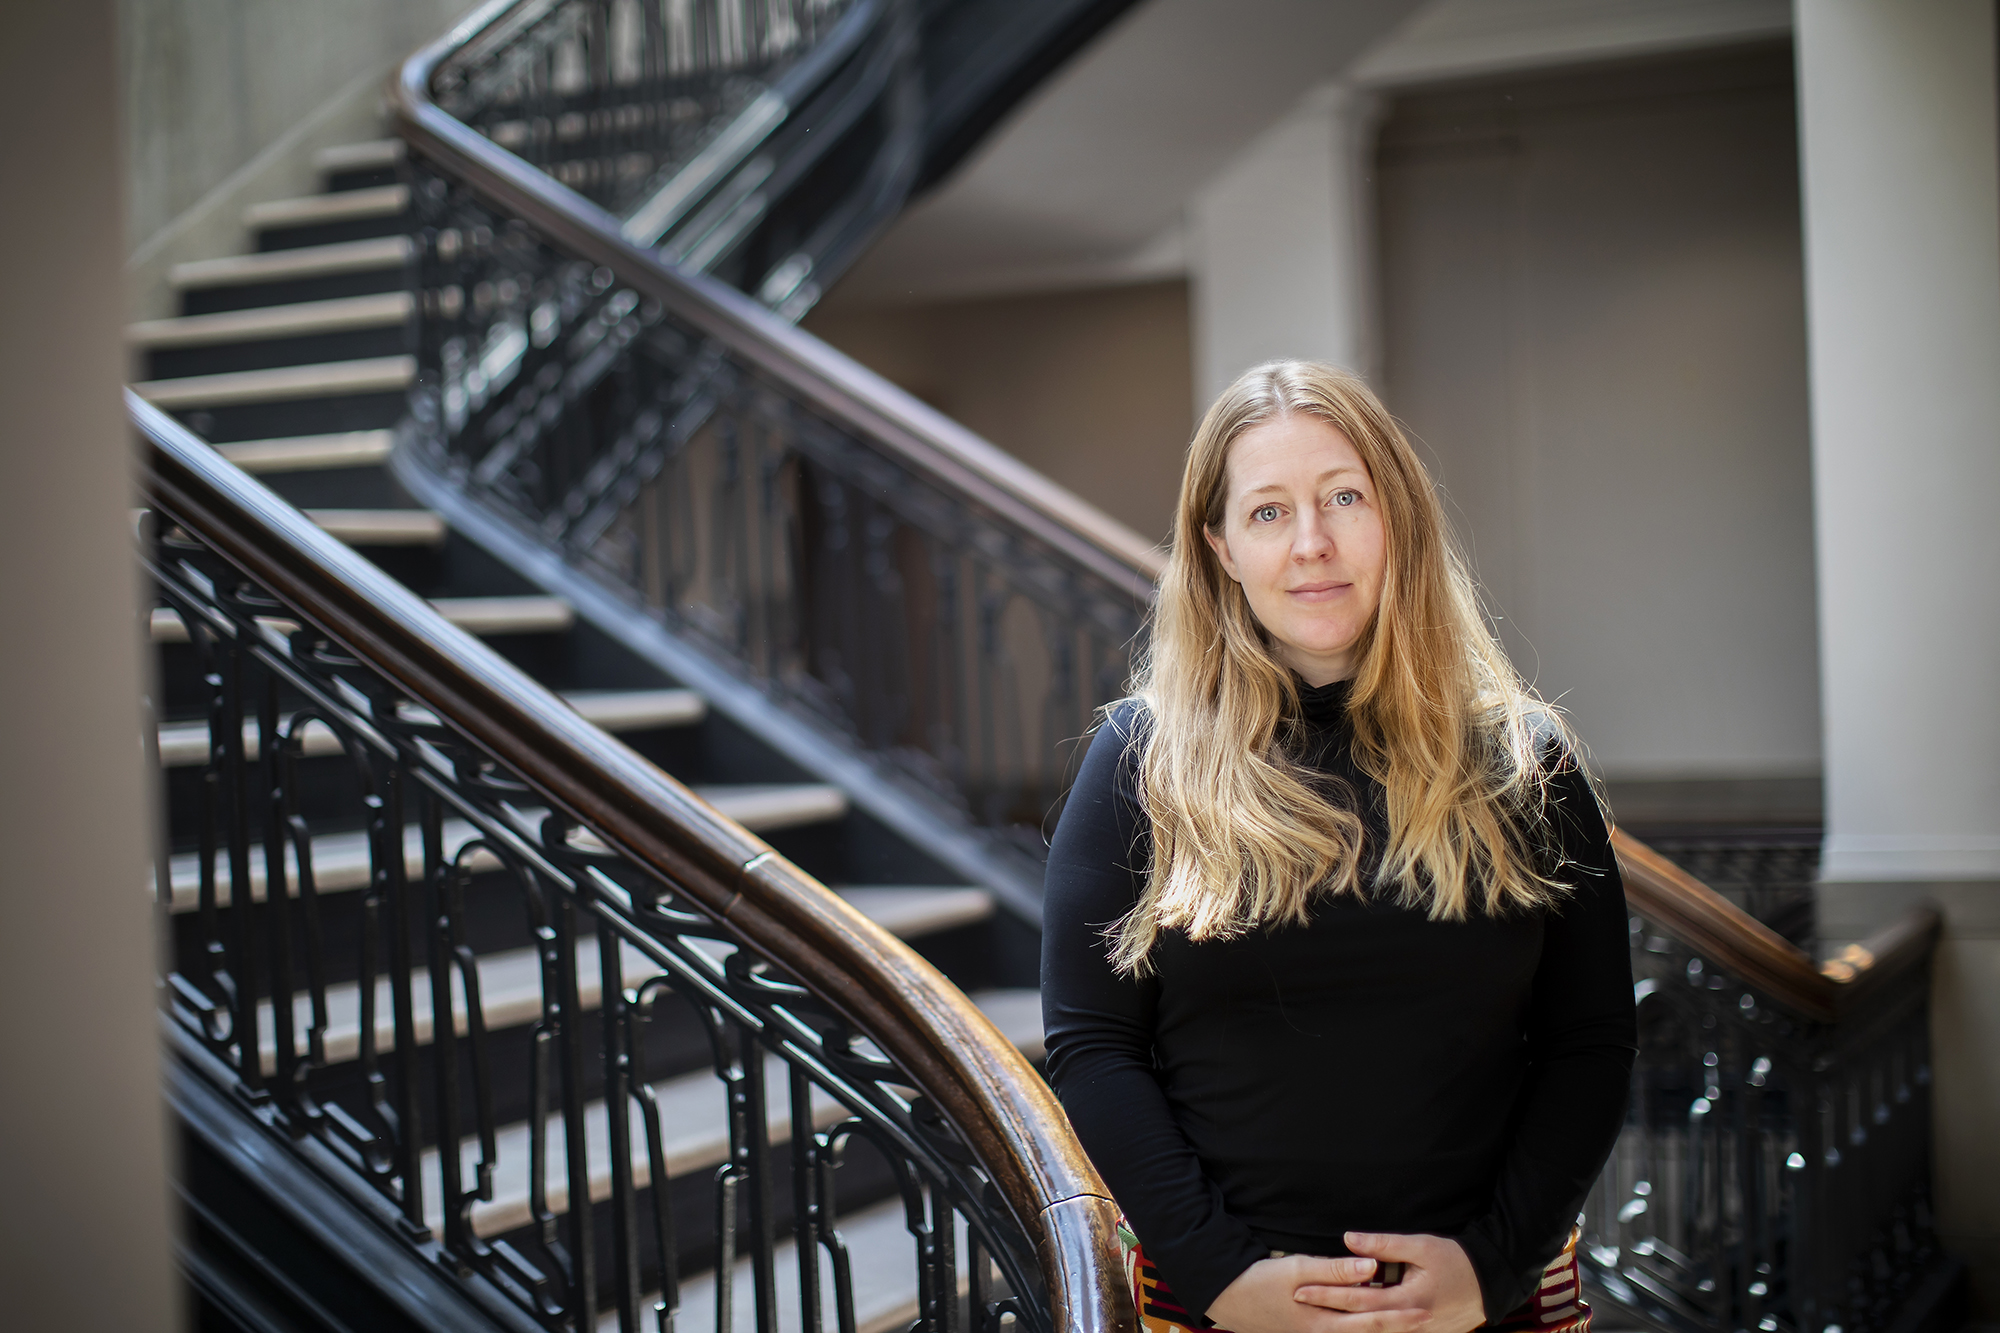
[1307,1306,1432,1333]
[1290,1256,1378,1287]
[1343,1232,1435,1264]
[1294,1284,1418,1313]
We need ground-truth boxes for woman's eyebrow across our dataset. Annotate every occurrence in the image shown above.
[1242,467,1364,497]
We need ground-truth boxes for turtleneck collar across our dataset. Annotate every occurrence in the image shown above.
[1293,676,1354,727]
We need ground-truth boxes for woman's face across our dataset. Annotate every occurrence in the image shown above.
[1203,412,1387,687]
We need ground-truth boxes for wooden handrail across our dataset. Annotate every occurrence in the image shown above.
[1613,829,1941,1025]
[133,391,1134,1333]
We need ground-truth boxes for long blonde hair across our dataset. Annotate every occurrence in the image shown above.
[1110,360,1572,975]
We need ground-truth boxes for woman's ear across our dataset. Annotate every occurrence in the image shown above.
[1203,524,1241,583]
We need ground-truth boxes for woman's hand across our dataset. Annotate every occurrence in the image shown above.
[1291,1234,1485,1333]
[1206,1255,1428,1333]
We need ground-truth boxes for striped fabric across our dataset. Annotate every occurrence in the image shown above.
[1119,1222,1589,1333]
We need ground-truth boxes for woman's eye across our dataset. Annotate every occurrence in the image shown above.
[1332,490,1359,508]
[1253,504,1280,523]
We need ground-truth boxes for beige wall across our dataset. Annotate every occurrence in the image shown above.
[1376,43,1817,785]
[805,280,1195,544]
[3,2,178,1327]
[121,0,468,250]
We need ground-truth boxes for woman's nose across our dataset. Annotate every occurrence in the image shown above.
[1292,516,1334,561]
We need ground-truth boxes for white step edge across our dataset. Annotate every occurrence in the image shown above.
[607,1196,952,1333]
[169,235,412,290]
[421,987,1041,1240]
[158,786,846,909]
[315,139,404,173]
[213,430,394,474]
[131,354,415,408]
[302,508,447,547]
[427,594,575,636]
[833,887,993,941]
[127,292,411,348]
[157,688,706,767]
[249,887,993,1073]
[152,594,572,644]
[245,183,409,229]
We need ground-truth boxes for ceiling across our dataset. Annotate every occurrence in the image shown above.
[822,0,1791,308]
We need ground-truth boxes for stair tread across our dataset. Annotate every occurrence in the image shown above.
[833,886,994,940]
[302,508,447,546]
[602,1195,936,1333]
[158,688,706,767]
[151,594,572,644]
[169,235,411,289]
[213,430,394,473]
[314,139,404,173]
[244,184,409,229]
[160,785,848,908]
[422,986,1041,1239]
[251,887,994,1073]
[128,292,411,348]
[132,354,415,408]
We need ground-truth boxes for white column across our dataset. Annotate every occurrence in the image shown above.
[1797,2,2000,1308]
[1187,80,1380,406]
[1796,0,2000,884]
[0,2,178,1329]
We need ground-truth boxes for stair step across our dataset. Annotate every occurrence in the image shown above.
[244,184,409,230]
[314,139,404,174]
[127,292,411,348]
[423,986,1041,1240]
[160,786,845,908]
[132,355,414,409]
[302,508,446,546]
[157,688,705,767]
[151,594,573,644]
[833,886,994,940]
[213,430,394,473]
[249,887,992,1073]
[609,1196,937,1333]
[169,235,411,291]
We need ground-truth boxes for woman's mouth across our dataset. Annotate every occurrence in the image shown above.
[1286,581,1351,603]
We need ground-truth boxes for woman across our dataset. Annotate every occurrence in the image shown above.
[1042,361,1635,1333]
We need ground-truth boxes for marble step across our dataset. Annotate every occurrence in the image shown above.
[212,430,394,474]
[301,508,447,547]
[169,236,411,292]
[244,184,409,231]
[314,139,404,176]
[128,292,411,349]
[422,986,1042,1240]
[157,688,706,767]
[158,786,850,910]
[246,886,994,1073]
[150,594,574,644]
[131,354,415,409]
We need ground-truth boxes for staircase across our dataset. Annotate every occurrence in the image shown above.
[131,4,1966,1333]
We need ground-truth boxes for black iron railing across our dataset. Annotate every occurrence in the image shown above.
[139,392,1129,1333]
[1595,839,1949,1333]
[391,0,1160,916]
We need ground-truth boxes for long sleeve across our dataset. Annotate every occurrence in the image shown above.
[1453,763,1638,1319]
[1041,704,1271,1321]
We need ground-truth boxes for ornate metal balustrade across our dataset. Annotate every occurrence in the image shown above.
[392,5,1161,915]
[427,0,918,313]
[1596,837,1953,1333]
[138,393,1130,1333]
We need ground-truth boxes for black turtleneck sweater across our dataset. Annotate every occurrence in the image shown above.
[1041,682,1635,1325]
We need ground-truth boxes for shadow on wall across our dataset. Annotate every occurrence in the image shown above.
[804,279,1195,544]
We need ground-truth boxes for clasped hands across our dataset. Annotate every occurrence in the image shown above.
[1203,1232,1485,1333]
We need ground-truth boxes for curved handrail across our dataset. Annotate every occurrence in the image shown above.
[1613,829,1940,1024]
[133,388,1134,1333]
[391,11,1165,603]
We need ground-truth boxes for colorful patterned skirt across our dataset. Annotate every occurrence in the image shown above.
[1119,1222,1589,1333]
